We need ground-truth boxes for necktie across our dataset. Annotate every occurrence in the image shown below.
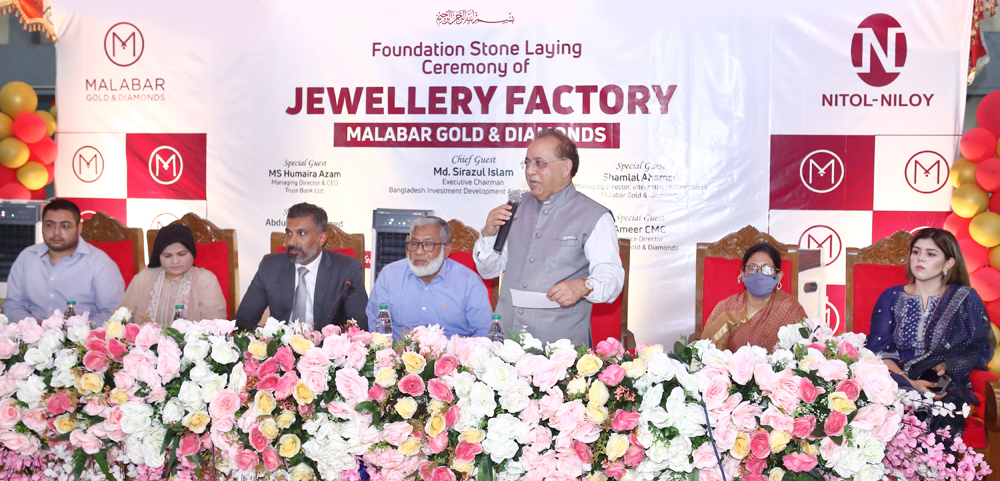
[291,266,310,327]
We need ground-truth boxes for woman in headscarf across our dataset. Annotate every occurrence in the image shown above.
[118,224,226,327]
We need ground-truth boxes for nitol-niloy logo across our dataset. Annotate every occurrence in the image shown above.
[851,14,906,87]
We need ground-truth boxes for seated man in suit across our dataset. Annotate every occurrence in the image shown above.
[236,203,368,331]
[366,216,491,340]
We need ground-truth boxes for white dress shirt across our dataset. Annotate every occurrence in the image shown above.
[473,211,625,302]
[293,253,322,325]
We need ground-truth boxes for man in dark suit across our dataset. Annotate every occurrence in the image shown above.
[236,203,368,331]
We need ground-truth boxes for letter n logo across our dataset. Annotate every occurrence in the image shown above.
[851,14,906,87]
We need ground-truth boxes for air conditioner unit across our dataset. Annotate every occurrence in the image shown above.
[371,208,433,286]
[0,202,43,299]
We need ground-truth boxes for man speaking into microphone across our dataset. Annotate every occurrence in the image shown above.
[474,128,624,346]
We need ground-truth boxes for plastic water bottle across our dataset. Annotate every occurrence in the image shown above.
[488,315,505,342]
[375,304,393,337]
[172,305,186,321]
[64,301,77,317]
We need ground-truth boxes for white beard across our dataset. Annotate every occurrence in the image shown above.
[408,248,445,278]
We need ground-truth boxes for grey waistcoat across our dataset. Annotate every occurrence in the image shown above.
[495,183,609,346]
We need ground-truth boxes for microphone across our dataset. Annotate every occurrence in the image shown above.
[493,190,522,253]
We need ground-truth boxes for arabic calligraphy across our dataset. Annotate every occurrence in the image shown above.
[436,10,514,26]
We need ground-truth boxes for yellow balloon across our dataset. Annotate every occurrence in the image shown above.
[951,157,979,187]
[34,110,56,138]
[952,183,990,218]
[0,113,11,140]
[49,104,56,120]
[971,212,1000,247]
[0,82,38,119]
[0,138,29,169]
[990,324,1000,377]
[16,161,47,190]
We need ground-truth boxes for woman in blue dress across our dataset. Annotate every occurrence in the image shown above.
[866,228,993,437]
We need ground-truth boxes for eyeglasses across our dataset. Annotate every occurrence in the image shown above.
[743,265,779,276]
[406,241,445,252]
[521,158,568,170]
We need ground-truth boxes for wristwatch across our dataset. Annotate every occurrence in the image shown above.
[583,278,594,297]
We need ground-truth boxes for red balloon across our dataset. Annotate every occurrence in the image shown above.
[29,187,46,200]
[961,128,998,163]
[44,163,53,185]
[961,238,989,271]
[27,136,56,165]
[945,212,974,239]
[972,267,1000,302]
[11,113,46,144]
[977,157,1000,192]
[0,181,30,200]
[978,91,1000,138]
[0,165,15,186]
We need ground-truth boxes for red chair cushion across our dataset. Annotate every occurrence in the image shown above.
[193,242,231,314]
[963,416,987,449]
[592,293,623,346]
[850,264,907,335]
[701,257,794,327]
[970,369,998,396]
[448,251,493,305]
[90,240,136,288]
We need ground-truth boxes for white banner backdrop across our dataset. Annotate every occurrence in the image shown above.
[49,0,972,346]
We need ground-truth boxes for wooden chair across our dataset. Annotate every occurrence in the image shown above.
[591,238,634,349]
[446,219,499,311]
[148,213,239,319]
[695,225,799,339]
[846,230,1000,473]
[81,212,145,288]
[270,223,365,269]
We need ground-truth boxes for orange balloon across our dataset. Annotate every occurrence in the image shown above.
[0,138,29,169]
[0,113,11,140]
[16,161,47,190]
[951,157,978,187]
[952,183,990,218]
[0,82,38,119]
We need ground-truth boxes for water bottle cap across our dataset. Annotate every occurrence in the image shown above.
[492,315,501,320]
[175,305,185,309]
[67,301,76,305]
[379,304,389,309]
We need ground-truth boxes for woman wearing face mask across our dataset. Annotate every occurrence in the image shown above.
[866,228,992,437]
[701,243,807,351]
[118,224,227,328]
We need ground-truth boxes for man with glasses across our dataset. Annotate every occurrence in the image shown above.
[474,128,624,346]
[2,199,124,324]
[366,216,492,340]
[236,202,369,331]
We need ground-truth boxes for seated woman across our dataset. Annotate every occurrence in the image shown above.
[118,224,227,327]
[701,243,807,351]
[866,228,993,436]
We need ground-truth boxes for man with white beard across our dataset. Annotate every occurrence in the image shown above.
[365,216,492,340]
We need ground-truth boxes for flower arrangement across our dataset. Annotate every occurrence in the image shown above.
[0,309,985,481]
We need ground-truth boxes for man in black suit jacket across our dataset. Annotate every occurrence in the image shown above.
[236,203,368,331]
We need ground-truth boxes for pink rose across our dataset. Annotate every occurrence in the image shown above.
[156,337,182,383]
[368,384,387,403]
[597,364,627,386]
[209,389,241,419]
[745,455,767,474]
[798,377,819,403]
[552,401,587,433]
[40,314,64,331]
[427,431,448,454]
[744,475,767,481]
[837,340,859,359]
[83,397,107,417]
[301,370,327,394]
[454,440,482,463]
[729,346,756,385]
[748,431,770,459]
[297,348,330,375]
[234,449,259,471]
[257,374,279,391]
[434,354,458,377]
[760,405,794,433]
[623,443,644,468]
[595,338,625,360]
[275,372,299,400]
[873,411,902,442]
[69,429,102,455]
[702,377,732,410]
[792,415,816,438]
[731,401,761,432]
[852,358,897,405]
[604,460,627,480]
[44,392,73,416]
[782,452,818,472]
[398,373,426,396]
[692,443,719,469]
[335,368,370,403]
[836,379,861,401]
[427,379,453,403]
[243,358,260,378]
[382,422,413,446]
[258,358,278,378]
[824,410,847,436]
[123,323,140,344]
[531,358,568,391]
[610,409,640,432]
[815,359,849,381]
[274,346,295,372]
[445,405,460,427]
[135,324,161,349]
[8,362,32,380]
[22,407,47,433]
[0,399,22,428]
[850,403,888,431]
[147,387,167,403]
[122,349,161,388]
[83,351,109,372]
[0,432,26,452]
[807,342,825,352]
[430,467,456,481]
[249,426,268,452]
[262,445,280,471]
[178,433,201,457]
[320,324,341,338]
[344,342,368,370]
[0,340,19,359]
[107,338,128,361]
[753,363,781,392]
[19,321,43,344]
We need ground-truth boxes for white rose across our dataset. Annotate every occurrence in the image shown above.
[776,324,805,349]
[124,433,145,465]
[520,333,543,351]
[161,399,185,424]
[700,347,731,366]
[39,330,64,352]
[639,383,663,412]
[178,381,206,411]
[642,353,674,383]
[483,415,520,462]
[23,346,52,368]
[854,463,884,481]
[54,348,78,371]
[50,369,76,388]
[450,372,476,398]
[663,436,694,472]
[15,375,45,405]
[259,317,284,339]
[66,321,90,344]
[624,359,647,378]
[119,402,154,434]
[546,338,575,354]
[109,307,131,324]
[481,358,515,393]
[833,447,865,477]
[188,361,213,384]
[495,340,526,363]
[468,382,497,418]
[498,381,532,413]
[676,371,699,393]
[229,362,247,393]
[141,425,167,467]
[199,373,227,403]
[640,406,670,429]
[183,339,210,362]
[209,336,239,365]
[464,349,489,375]
[566,377,588,395]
